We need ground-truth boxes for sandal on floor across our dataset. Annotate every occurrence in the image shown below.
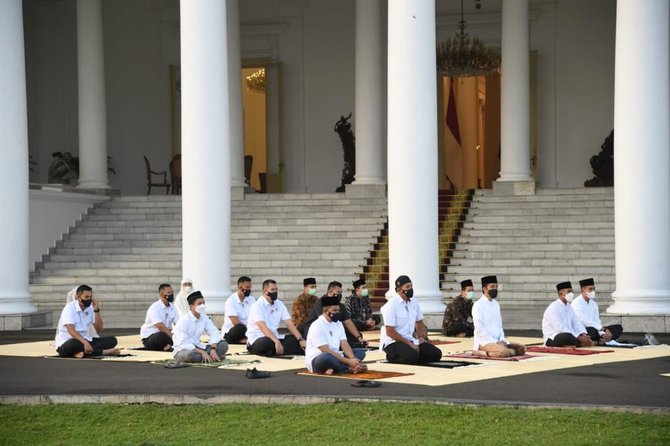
[351,380,381,388]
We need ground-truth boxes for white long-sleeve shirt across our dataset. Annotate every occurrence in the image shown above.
[172,311,222,355]
[542,298,587,344]
[472,295,506,349]
[570,295,602,330]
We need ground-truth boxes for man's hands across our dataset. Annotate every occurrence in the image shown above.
[82,339,94,354]
[577,334,595,347]
[275,340,285,356]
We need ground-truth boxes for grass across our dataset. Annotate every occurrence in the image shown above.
[0,402,668,445]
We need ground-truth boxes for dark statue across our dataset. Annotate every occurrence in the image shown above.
[584,130,613,187]
[334,113,356,193]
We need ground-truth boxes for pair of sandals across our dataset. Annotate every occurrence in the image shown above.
[351,380,381,388]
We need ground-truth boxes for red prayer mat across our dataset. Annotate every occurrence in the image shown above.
[446,352,536,361]
[296,369,413,380]
[526,346,615,355]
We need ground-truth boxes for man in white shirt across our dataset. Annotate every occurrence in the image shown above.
[172,291,229,363]
[380,275,442,364]
[55,285,120,358]
[542,281,594,347]
[174,277,193,319]
[472,275,526,358]
[246,279,307,356]
[139,283,179,351]
[221,276,255,344]
[572,278,623,344]
[305,294,367,374]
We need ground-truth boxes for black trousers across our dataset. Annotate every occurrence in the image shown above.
[224,323,247,344]
[443,322,474,337]
[141,331,172,351]
[586,324,623,342]
[546,333,579,347]
[57,336,118,357]
[384,341,442,365]
[352,315,382,332]
[247,334,304,357]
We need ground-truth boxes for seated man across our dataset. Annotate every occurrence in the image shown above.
[343,279,381,331]
[139,283,179,351]
[542,281,594,347]
[174,277,194,319]
[302,281,368,349]
[305,294,367,375]
[246,279,306,357]
[172,291,229,363]
[572,278,623,344]
[442,279,475,337]
[472,276,526,358]
[221,276,255,344]
[55,285,120,358]
[291,277,318,333]
[380,275,442,365]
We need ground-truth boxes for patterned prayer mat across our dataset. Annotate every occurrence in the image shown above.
[296,369,413,380]
[44,354,135,360]
[526,346,615,355]
[151,358,262,368]
[366,339,460,345]
[446,352,537,361]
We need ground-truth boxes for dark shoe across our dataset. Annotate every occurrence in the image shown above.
[351,380,381,388]
[245,367,271,379]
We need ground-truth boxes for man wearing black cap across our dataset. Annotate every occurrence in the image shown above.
[305,294,367,374]
[472,276,526,358]
[344,279,380,331]
[291,277,318,330]
[172,290,229,363]
[379,275,442,365]
[571,278,623,345]
[542,281,593,347]
[442,279,475,337]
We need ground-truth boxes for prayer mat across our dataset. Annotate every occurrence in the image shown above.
[526,346,615,355]
[44,354,135,360]
[446,352,537,361]
[366,339,459,345]
[151,358,261,369]
[423,360,481,368]
[296,369,413,380]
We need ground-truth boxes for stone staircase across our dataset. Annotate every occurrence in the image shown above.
[442,187,615,329]
[29,194,388,328]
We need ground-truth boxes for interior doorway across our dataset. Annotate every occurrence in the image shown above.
[242,66,267,191]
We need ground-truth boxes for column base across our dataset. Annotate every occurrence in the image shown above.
[77,181,111,190]
[0,311,52,331]
[345,183,387,198]
[492,180,536,196]
[601,313,670,334]
[421,313,446,331]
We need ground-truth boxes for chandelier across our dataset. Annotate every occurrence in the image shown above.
[437,0,500,78]
[245,68,265,92]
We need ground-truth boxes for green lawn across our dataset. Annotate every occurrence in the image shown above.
[0,403,668,445]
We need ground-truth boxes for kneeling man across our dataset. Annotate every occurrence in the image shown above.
[305,294,367,374]
[380,275,442,365]
[542,281,593,347]
[55,285,120,358]
[172,291,229,363]
[140,283,179,351]
[572,278,623,345]
[472,276,526,358]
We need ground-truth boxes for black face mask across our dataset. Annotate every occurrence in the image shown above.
[332,293,342,300]
[81,299,93,308]
[328,312,342,323]
[242,288,251,297]
[488,289,498,299]
[166,294,174,303]
[268,291,278,302]
[404,288,414,299]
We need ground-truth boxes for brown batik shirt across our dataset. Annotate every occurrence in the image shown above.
[442,295,474,333]
[291,292,317,327]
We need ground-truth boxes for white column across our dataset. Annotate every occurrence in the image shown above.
[76,0,110,189]
[227,0,246,188]
[353,0,385,185]
[0,0,37,315]
[387,0,442,313]
[498,0,532,182]
[608,0,670,315]
[181,0,231,312]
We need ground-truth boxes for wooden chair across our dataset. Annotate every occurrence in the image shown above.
[143,155,170,195]
[169,154,182,195]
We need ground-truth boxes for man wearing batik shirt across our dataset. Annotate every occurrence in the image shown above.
[344,279,380,331]
[291,277,318,331]
[442,279,475,337]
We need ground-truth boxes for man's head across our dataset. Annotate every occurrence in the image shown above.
[321,294,342,322]
[481,276,498,299]
[579,278,596,299]
[303,277,317,296]
[460,279,474,299]
[76,284,93,308]
[556,281,574,304]
[395,275,413,301]
[326,281,343,298]
[262,279,278,303]
[237,276,252,298]
[187,290,205,317]
[158,283,174,304]
[353,279,368,298]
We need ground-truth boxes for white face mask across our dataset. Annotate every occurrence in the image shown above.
[565,292,575,303]
[195,303,206,315]
[587,291,596,300]
[183,285,193,294]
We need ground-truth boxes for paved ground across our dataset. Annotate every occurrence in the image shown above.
[1,330,669,410]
